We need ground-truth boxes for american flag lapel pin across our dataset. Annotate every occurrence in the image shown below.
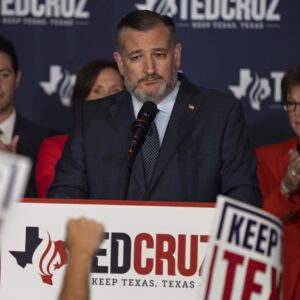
[188,104,195,110]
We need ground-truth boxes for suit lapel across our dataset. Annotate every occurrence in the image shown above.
[146,76,201,196]
[109,92,147,196]
[13,114,29,154]
[109,92,133,156]
[132,151,147,196]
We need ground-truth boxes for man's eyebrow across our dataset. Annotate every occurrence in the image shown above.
[128,48,168,56]
[152,48,168,52]
[0,68,13,72]
[128,49,143,56]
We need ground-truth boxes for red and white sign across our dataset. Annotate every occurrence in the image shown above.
[0,199,215,300]
[199,195,283,300]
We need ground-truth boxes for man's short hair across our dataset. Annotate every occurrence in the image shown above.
[281,66,300,102]
[115,10,177,53]
[0,34,19,73]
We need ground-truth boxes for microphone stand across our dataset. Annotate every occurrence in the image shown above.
[121,137,145,200]
[121,101,158,200]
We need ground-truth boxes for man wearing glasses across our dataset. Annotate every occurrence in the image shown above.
[256,65,300,300]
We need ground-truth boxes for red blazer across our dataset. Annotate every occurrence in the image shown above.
[35,134,68,198]
[256,137,300,300]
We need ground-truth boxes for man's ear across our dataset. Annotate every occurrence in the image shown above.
[114,52,124,76]
[174,43,182,69]
[15,70,22,88]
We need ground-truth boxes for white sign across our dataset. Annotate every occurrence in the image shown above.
[0,151,31,232]
[199,195,283,300]
[0,200,215,300]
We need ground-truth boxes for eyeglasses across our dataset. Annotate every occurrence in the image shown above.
[282,100,300,112]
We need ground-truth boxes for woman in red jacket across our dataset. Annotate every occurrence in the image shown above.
[35,60,124,198]
[256,66,300,300]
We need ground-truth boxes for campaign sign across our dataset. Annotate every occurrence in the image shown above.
[0,200,215,300]
[199,195,283,300]
[0,152,31,232]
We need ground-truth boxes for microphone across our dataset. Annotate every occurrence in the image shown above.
[122,101,158,199]
[128,101,158,155]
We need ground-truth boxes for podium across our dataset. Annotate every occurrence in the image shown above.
[0,198,215,300]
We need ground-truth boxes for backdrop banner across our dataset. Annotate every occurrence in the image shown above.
[1,0,299,146]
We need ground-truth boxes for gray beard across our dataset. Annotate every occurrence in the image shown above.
[124,74,178,104]
[125,81,168,103]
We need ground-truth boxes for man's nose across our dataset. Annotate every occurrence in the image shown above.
[144,56,156,74]
[101,90,110,98]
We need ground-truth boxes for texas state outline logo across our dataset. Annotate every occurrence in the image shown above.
[9,226,68,285]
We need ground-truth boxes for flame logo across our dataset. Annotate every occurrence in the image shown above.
[248,74,271,111]
[39,232,68,285]
[59,70,76,107]
[39,65,76,107]
[135,0,178,17]
[229,69,271,111]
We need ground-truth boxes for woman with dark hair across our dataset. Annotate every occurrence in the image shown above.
[35,60,124,197]
[72,60,123,101]
[256,66,300,300]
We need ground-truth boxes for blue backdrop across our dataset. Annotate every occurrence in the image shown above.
[1,0,299,146]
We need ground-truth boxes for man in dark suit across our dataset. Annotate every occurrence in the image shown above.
[0,34,55,197]
[48,10,262,207]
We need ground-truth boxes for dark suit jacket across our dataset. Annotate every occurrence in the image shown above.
[14,114,57,197]
[48,75,262,206]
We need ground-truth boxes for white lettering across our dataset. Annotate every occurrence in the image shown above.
[236,0,251,21]
[251,0,266,21]
[185,0,281,22]
[50,18,74,26]
[46,0,60,18]
[0,0,90,19]
[32,0,45,18]
[221,0,235,21]
[23,17,47,26]
[2,17,21,24]
[180,0,189,20]
[1,0,279,23]
[61,0,75,18]
[270,72,284,102]
[75,0,89,18]
[191,0,204,20]
[1,0,14,16]
[205,0,219,21]
[15,0,29,17]
[266,0,280,21]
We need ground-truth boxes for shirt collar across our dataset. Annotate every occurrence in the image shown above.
[0,109,16,143]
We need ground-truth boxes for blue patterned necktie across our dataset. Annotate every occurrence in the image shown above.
[142,121,160,185]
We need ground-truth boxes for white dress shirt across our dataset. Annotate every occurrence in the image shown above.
[0,110,16,144]
[132,82,180,146]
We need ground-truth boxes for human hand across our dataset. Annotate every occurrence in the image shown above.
[0,135,19,153]
[281,149,300,197]
[65,217,105,258]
